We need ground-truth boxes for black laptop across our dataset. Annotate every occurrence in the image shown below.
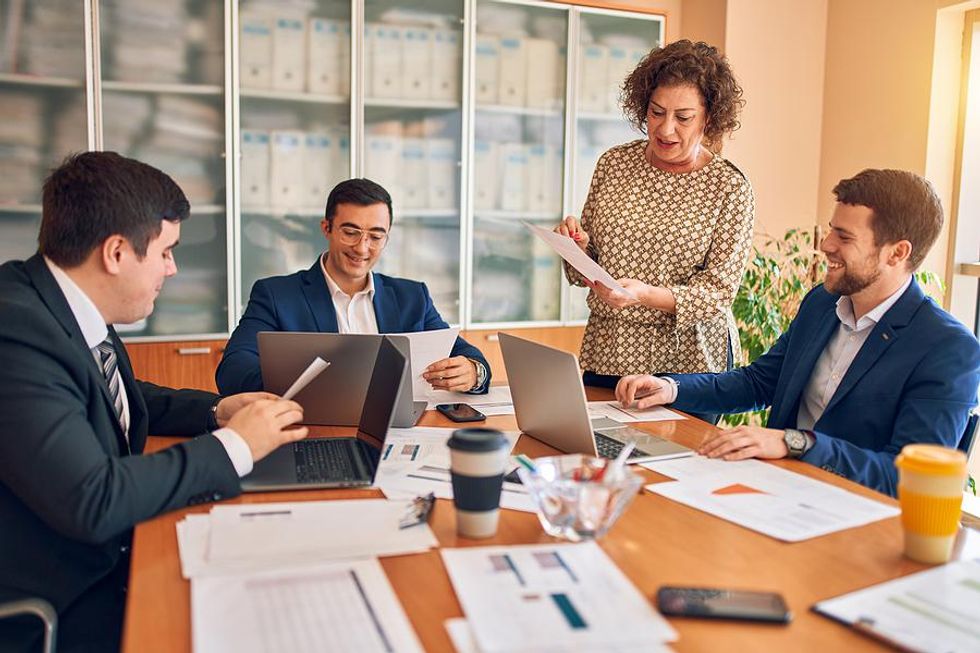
[241,336,406,492]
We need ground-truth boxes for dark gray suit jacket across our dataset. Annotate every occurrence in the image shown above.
[0,254,242,648]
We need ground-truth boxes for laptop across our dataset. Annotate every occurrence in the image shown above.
[258,331,425,428]
[498,332,693,464]
[242,336,406,492]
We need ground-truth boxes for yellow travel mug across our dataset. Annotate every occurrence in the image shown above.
[895,444,967,564]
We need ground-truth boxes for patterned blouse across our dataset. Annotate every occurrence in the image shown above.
[565,139,755,376]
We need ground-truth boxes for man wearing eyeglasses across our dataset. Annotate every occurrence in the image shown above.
[217,178,491,395]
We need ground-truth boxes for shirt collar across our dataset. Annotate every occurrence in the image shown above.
[43,256,108,349]
[320,252,375,300]
[835,275,912,332]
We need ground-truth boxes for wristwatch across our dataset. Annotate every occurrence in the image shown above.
[208,398,221,431]
[783,429,813,458]
[467,359,487,392]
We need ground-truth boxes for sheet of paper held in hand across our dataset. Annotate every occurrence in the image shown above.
[191,558,424,653]
[280,356,330,400]
[441,542,676,653]
[388,327,460,399]
[524,222,635,298]
[642,456,899,542]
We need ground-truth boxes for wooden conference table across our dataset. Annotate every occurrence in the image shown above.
[122,387,971,652]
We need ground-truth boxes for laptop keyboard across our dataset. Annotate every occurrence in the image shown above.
[294,439,360,484]
[594,432,651,460]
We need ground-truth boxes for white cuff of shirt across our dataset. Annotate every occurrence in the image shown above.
[213,427,254,477]
[659,376,678,404]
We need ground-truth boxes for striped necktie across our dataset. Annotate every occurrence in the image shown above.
[96,338,126,435]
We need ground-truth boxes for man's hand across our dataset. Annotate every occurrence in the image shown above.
[698,426,789,461]
[225,399,308,461]
[554,216,590,253]
[423,356,477,392]
[587,279,645,310]
[214,392,280,427]
[616,375,673,409]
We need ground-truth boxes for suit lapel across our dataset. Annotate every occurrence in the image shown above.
[372,273,398,333]
[823,281,923,415]
[301,258,339,332]
[771,302,840,426]
[24,255,129,455]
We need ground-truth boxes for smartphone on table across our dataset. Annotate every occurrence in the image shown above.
[435,403,487,423]
[656,586,791,624]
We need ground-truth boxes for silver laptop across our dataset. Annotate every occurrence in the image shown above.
[258,331,425,427]
[498,332,693,464]
[242,336,406,492]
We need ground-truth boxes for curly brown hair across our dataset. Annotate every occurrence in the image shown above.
[622,39,744,147]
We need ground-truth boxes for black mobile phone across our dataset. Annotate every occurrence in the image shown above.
[435,403,487,423]
[656,586,791,624]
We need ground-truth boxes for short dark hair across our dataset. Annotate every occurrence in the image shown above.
[324,178,393,227]
[621,39,744,147]
[832,169,943,271]
[38,151,190,267]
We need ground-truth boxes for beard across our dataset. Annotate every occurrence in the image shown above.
[825,256,881,296]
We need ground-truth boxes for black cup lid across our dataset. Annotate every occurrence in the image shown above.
[447,428,508,452]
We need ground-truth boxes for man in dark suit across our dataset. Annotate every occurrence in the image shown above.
[216,178,492,396]
[0,152,308,652]
[616,169,980,496]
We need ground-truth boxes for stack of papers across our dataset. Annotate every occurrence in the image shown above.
[642,456,899,541]
[441,542,677,652]
[176,499,438,579]
[375,427,535,513]
[587,401,685,423]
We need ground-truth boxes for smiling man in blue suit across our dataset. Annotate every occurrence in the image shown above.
[615,169,980,496]
[217,178,491,395]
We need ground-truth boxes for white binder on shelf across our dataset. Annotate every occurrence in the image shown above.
[498,143,529,212]
[239,13,272,89]
[473,140,499,211]
[579,44,609,113]
[474,34,499,104]
[303,132,333,208]
[307,18,343,96]
[530,236,561,320]
[401,27,432,100]
[339,24,351,96]
[524,38,559,109]
[369,24,403,99]
[400,137,427,209]
[426,138,457,210]
[526,143,561,213]
[269,130,305,209]
[364,134,403,207]
[271,16,306,92]
[240,129,270,208]
[430,29,461,101]
[497,37,527,107]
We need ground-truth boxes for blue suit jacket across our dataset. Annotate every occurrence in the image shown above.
[668,281,980,496]
[217,261,491,395]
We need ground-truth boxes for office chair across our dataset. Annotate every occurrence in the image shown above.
[959,408,980,459]
[0,598,57,653]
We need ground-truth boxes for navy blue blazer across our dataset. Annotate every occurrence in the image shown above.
[668,281,980,496]
[217,261,491,395]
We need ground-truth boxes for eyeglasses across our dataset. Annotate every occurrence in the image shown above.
[334,225,389,249]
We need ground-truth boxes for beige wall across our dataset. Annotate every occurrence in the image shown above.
[678,0,727,47]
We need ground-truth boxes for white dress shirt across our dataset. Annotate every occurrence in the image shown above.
[321,252,379,334]
[796,276,912,430]
[44,257,253,475]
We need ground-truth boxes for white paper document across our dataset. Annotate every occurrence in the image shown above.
[202,499,437,567]
[426,385,515,415]
[191,558,423,653]
[441,542,676,653]
[375,427,534,513]
[444,618,674,653]
[281,356,330,400]
[389,327,460,399]
[814,559,980,653]
[525,223,634,297]
[587,401,685,424]
[644,458,899,542]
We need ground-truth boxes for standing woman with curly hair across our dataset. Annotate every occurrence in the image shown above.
[554,39,754,424]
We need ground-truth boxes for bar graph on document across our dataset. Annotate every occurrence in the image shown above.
[441,543,676,652]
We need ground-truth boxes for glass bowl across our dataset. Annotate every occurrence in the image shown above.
[517,454,644,542]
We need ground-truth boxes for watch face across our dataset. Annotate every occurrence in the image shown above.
[787,431,805,454]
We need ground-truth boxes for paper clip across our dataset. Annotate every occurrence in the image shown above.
[399,492,436,529]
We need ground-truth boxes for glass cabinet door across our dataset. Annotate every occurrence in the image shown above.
[0,0,88,264]
[238,0,352,314]
[99,0,229,336]
[471,0,567,324]
[362,0,464,323]
[567,10,661,321]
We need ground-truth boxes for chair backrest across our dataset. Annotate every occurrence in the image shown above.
[0,598,57,653]
[959,409,980,459]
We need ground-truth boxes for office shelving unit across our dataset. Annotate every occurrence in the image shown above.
[0,0,661,340]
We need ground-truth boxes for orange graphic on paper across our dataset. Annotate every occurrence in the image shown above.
[712,483,767,496]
